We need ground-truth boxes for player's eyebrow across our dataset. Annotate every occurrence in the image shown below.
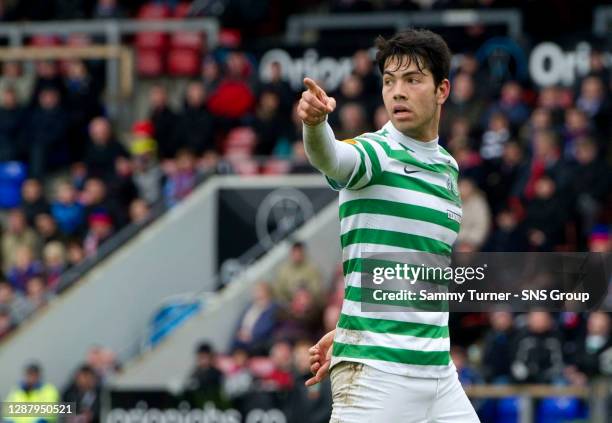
[383,70,425,78]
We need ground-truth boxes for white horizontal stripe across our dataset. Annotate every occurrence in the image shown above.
[341,298,448,327]
[339,184,461,216]
[342,243,435,264]
[335,327,450,352]
[330,356,455,378]
[340,213,457,245]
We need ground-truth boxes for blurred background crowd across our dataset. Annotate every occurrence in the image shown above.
[0,0,610,422]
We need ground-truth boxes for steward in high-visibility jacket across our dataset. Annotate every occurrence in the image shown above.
[4,363,59,423]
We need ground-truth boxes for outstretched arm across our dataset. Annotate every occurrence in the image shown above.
[298,78,360,185]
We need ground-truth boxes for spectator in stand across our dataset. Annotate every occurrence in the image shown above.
[451,346,483,386]
[569,138,611,245]
[373,104,389,130]
[21,179,49,225]
[223,347,254,414]
[253,89,291,156]
[108,156,138,223]
[174,81,216,155]
[514,130,570,201]
[440,72,485,140]
[562,108,592,161]
[70,161,88,191]
[482,141,523,214]
[519,108,555,149]
[23,87,68,177]
[522,175,567,251]
[259,340,294,393]
[43,241,67,290]
[233,282,279,354]
[128,198,151,225]
[86,345,119,383]
[261,61,294,115]
[51,181,85,237]
[30,61,66,105]
[0,86,24,162]
[23,275,52,316]
[130,127,164,205]
[479,112,510,161]
[352,49,379,99]
[201,56,221,94]
[33,212,61,246]
[148,84,179,160]
[66,239,86,268]
[456,178,491,251]
[537,85,566,127]
[84,117,128,181]
[483,208,525,252]
[0,281,30,324]
[277,287,323,342]
[83,211,114,257]
[335,102,370,140]
[5,363,59,406]
[483,80,530,131]
[481,310,516,383]
[7,246,43,293]
[570,312,612,380]
[333,74,367,125]
[0,307,14,340]
[207,51,256,123]
[0,62,33,104]
[81,177,123,228]
[2,209,40,274]
[64,60,103,162]
[186,342,225,407]
[62,364,101,423]
[274,242,322,304]
[285,339,332,423]
[576,75,611,139]
[164,148,199,207]
[511,311,565,384]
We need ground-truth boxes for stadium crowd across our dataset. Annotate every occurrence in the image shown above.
[0,0,611,421]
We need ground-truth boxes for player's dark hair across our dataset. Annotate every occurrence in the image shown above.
[375,29,451,87]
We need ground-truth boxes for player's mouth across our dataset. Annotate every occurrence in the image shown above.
[392,105,413,120]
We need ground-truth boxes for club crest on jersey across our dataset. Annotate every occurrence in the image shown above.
[446,172,459,196]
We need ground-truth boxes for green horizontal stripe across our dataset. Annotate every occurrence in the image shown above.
[377,171,460,204]
[339,199,460,233]
[341,228,452,256]
[342,258,448,286]
[333,341,451,366]
[338,313,449,338]
[373,139,458,177]
[344,286,448,312]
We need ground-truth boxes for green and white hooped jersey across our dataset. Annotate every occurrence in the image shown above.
[328,121,462,379]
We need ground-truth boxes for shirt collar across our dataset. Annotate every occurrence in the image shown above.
[383,121,439,154]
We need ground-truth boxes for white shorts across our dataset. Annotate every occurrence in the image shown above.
[329,361,480,423]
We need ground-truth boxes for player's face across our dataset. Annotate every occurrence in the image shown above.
[382,55,449,140]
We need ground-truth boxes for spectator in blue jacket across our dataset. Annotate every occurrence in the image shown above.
[51,181,84,236]
[232,282,279,355]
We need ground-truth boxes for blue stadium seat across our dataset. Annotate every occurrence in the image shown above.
[0,162,27,209]
[536,397,586,423]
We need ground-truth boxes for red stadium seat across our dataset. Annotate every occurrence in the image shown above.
[170,31,204,51]
[137,3,171,19]
[167,49,200,76]
[173,2,193,18]
[65,33,92,47]
[135,32,169,50]
[29,35,61,47]
[136,49,164,77]
[218,28,241,48]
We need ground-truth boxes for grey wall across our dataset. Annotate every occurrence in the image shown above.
[108,201,340,391]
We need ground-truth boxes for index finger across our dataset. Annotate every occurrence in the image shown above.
[304,77,327,99]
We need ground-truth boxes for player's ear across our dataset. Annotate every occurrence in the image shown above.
[436,79,451,105]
